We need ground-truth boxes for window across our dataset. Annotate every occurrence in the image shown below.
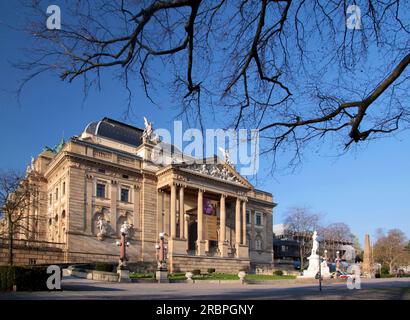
[98,168,106,173]
[96,183,106,198]
[62,182,66,196]
[49,193,52,205]
[255,213,262,226]
[55,188,59,201]
[122,174,129,179]
[281,245,288,252]
[246,210,250,224]
[120,188,130,202]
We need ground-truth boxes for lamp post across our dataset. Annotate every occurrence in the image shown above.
[155,232,169,283]
[116,221,131,282]
[336,250,341,274]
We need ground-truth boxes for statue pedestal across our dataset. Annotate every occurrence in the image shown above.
[156,270,169,283]
[320,261,331,279]
[298,254,330,279]
[117,268,131,283]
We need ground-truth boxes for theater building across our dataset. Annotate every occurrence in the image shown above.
[1,117,276,273]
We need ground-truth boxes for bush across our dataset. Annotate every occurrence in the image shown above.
[207,268,216,274]
[0,266,49,291]
[95,262,114,272]
[381,266,390,275]
[192,269,201,275]
[274,270,283,276]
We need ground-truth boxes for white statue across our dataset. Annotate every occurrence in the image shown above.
[30,157,35,171]
[26,156,35,174]
[200,164,208,174]
[120,220,132,235]
[299,230,331,279]
[218,147,233,166]
[96,216,109,240]
[142,116,154,142]
[311,231,318,255]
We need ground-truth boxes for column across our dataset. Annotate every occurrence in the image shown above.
[250,210,255,250]
[110,180,117,233]
[179,186,185,239]
[184,213,189,247]
[196,189,205,255]
[85,176,93,233]
[133,186,140,230]
[170,184,177,238]
[220,195,226,243]
[197,189,203,241]
[219,194,228,257]
[242,200,247,245]
[235,198,241,246]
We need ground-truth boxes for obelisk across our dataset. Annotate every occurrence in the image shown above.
[362,234,374,278]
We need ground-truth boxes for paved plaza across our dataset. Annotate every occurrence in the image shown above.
[0,276,409,300]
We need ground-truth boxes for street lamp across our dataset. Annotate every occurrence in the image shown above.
[336,250,341,274]
[155,232,169,283]
[116,221,131,282]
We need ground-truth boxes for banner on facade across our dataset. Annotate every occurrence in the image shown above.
[204,215,218,241]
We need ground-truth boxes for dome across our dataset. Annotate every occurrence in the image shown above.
[85,117,144,147]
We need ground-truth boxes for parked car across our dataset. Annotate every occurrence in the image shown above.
[330,271,351,279]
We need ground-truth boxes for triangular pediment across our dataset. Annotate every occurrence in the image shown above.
[176,162,253,189]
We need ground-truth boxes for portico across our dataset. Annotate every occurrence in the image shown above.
[157,163,251,268]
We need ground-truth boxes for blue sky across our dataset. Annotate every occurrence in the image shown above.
[0,2,409,246]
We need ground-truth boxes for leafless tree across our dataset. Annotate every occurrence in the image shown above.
[283,207,321,270]
[373,228,409,274]
[15,0,410,169]
[0,171,42,265]
[319,222,354,260]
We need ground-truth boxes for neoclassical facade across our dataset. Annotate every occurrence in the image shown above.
[10,118,276,273]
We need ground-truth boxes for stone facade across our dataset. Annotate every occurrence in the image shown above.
[0,117,276,273]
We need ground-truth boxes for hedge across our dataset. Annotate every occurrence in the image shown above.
[0,266,50,291]
[95,262,115,272]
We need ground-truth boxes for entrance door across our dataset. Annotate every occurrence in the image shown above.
[188,222,197,252]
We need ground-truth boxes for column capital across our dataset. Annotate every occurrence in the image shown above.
[220,193,227,199]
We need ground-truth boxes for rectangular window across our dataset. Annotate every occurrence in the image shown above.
[62,182,66,196]
[120,188,129,202]
[246,210,250,224]
[256,213,262,226]
[96,183,106,198]
[49,193,52,205]
[55,188,59,201]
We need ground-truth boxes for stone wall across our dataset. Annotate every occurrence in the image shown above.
[171,254,250,273]
[0,246,64,266]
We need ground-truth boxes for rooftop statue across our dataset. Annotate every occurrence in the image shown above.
[218,147,233,166]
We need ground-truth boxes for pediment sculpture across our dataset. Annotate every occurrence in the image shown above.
[186,163,240,183]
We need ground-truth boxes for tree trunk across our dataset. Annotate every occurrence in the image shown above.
[300,246,304,270]
[8,222,14,266]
